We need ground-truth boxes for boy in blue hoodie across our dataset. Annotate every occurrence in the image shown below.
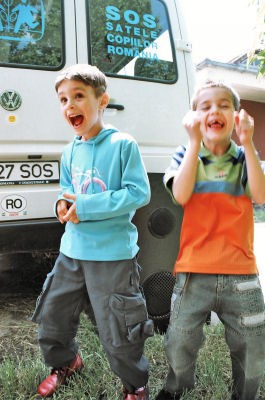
[32,64,153,399]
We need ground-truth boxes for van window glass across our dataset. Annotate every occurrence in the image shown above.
[0,0,64,70]
[87,0,177,83]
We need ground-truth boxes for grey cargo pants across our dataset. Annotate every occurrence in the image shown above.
[32,252,154,392]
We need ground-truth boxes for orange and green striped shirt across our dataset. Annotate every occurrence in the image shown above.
[164,140,257,276]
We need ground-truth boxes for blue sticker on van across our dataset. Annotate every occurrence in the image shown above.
[0,0,45,42]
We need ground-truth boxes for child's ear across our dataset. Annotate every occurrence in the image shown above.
[99,93,109,110]
[234,111,239,125]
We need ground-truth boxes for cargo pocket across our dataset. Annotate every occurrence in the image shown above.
[31,271,54,323]
[109,293,154,347]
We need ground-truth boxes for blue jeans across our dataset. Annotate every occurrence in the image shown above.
[164,273,265,400]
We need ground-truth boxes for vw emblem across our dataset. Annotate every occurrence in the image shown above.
[0,90,22,111]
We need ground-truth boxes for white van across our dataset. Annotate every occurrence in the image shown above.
[0,0,194,329]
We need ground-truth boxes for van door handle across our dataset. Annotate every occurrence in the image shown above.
[107,103,124,111]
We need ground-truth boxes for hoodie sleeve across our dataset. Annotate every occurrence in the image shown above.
[58,149,75,199]
[75,140,151,221]
[53,144,75,217]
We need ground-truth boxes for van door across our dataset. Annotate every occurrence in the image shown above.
[76,0,195,330]
[76,0,193,168]
[0,1,76,252]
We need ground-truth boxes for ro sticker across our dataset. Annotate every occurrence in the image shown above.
[1,194,27,213]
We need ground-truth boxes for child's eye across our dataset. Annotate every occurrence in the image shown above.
[75,92,84,99]
[199,105,210,111]
[59,97,67,104]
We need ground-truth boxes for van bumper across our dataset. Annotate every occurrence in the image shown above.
[0,218,64,257]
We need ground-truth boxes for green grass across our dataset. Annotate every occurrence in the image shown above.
[0,315,265,400]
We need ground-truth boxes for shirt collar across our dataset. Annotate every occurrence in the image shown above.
[199,140,240,159]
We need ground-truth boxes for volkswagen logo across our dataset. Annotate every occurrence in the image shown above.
[0,90,22,111]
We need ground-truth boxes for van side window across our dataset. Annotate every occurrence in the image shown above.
[0,0,64,70]
[87,0,177,83]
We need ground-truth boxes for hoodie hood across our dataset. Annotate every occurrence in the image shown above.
[69,125,119,193]
[74,125,119,146]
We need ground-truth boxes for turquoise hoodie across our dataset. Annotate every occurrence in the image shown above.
[57,126,150,261]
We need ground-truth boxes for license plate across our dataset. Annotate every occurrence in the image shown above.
[0,161,60,185]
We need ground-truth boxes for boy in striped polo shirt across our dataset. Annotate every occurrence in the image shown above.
[156,81,265,400]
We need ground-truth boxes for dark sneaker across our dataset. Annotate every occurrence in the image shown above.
[155,388,179,399]
[122,385,149,399]
[37,353,84,397]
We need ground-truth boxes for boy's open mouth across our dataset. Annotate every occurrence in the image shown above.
[70,115,84,128]
[208,119,224,129]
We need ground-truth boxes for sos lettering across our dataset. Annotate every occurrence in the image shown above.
[105,5,157,38]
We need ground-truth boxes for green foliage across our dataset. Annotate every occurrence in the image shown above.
[88,0,176,82]
[248,0,265,77]
[0,0,177,81]
[88,0,154,73]
[249,50,265,78]
[0,0,63,69]
[254,203,265,222]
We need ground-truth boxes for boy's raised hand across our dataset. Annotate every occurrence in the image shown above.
[234,109,254,146]
[183,110,203,143]
[60,193,80,224]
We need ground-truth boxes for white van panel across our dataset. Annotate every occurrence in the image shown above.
[0,0,194,223]
[0,3,77,143]
[0,2,77,222]
[0,0,195,330]
[0,0,194,226]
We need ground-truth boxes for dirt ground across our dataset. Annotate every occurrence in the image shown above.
[0,253,56,363]
[0,293,38,363]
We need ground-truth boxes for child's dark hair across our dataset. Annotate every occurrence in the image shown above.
[191,80,240,111]
[55,64,107,97]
